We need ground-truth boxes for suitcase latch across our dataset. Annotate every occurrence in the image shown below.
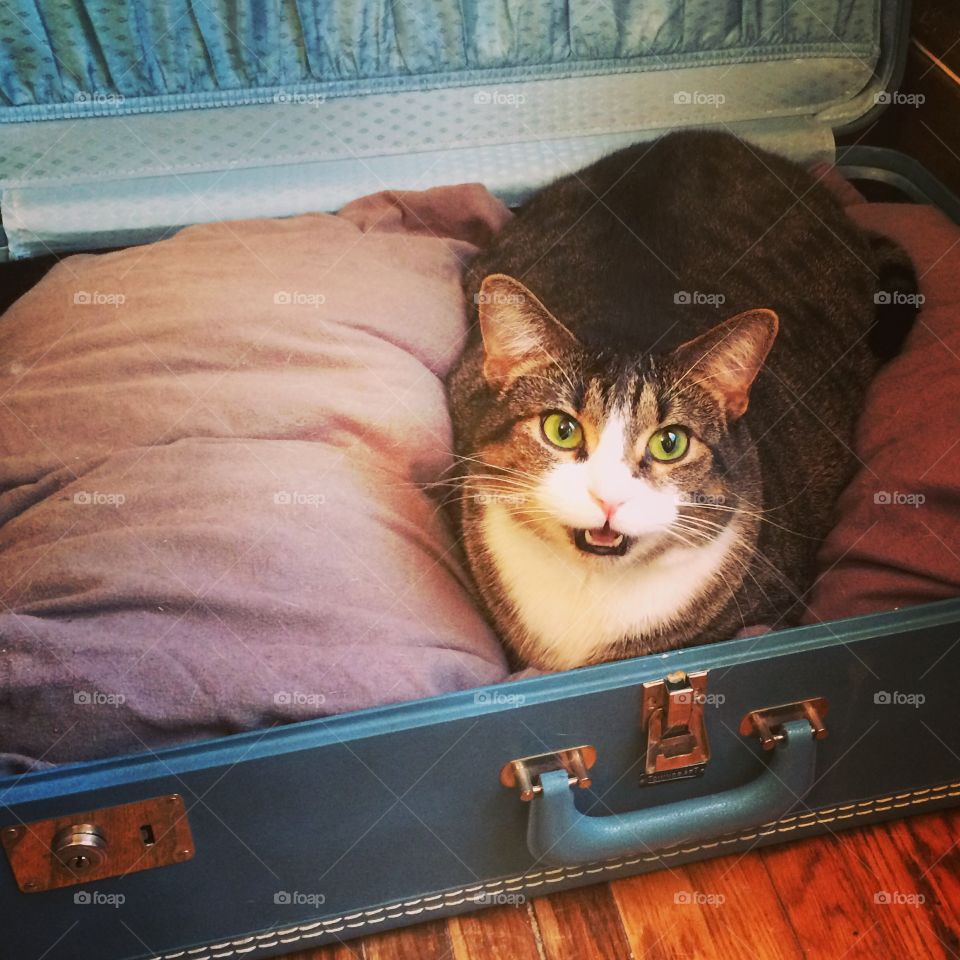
[641,670,710,785]
[500,746,597,801]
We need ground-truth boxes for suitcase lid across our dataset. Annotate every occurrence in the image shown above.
[0,0,910,258]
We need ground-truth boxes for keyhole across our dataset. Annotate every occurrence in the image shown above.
[139,823,156,846]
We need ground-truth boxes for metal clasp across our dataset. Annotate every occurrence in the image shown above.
[641,670,710,785]
[740,698,829,750]
[500,746,597,801]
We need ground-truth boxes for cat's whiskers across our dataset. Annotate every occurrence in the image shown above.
[450,453,542,482]
[673,514,727,535]
[672,523,756,630]
[684,502,821,540]
[464,477,539,492]
[674,514,771,619]
[663,527,701,550]
[705,521,802,618]
[732,483,815,517]
[421,476,535,492]
[450,452,531,473]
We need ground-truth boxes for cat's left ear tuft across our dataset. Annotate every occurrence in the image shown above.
[476,274,579,387]
[672,309,779,420]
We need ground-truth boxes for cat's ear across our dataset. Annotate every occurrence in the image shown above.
[477,274,579,386]
[672,309,779,420]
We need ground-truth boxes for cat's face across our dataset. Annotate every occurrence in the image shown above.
[467,274,778,570]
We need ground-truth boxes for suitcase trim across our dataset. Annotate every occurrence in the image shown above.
[138,777,960,960]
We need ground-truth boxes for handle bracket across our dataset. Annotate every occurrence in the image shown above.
[740,697,829,750]
[500,746,596,802]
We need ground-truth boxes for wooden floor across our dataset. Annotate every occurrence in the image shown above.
[282,807,960,960]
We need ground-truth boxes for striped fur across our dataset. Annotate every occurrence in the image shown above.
[446,130,915,669]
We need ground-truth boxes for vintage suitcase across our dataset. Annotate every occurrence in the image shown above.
[2,2,960,959]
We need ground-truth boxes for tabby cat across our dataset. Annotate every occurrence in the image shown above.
[446,130,916,670]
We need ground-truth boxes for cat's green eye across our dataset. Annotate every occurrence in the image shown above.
[648,426,689,462]
[541,412,584,450]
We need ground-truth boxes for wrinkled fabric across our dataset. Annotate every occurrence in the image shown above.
[0,183,512,772]
[803,185,960,622]
[0,0,879,115]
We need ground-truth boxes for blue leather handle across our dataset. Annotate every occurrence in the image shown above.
[527,718,818,866]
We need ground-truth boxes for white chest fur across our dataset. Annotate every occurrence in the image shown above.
[482,503,738,669]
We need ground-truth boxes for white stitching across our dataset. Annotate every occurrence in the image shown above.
[147,780,960,960]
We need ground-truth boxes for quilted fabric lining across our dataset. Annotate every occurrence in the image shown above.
[0,0,879,120]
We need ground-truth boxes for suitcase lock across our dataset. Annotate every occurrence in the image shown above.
[51,823,108,872]
[1,794,194,893]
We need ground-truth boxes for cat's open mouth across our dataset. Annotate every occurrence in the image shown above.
[574,524,632,557]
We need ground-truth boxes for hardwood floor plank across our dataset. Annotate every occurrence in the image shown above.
[281,940,364,960]
[868,815,960,959]
[897,811,960,955]
[533,882,633,959]
[448,903,542,960]
[761,824,942,960]
[686,849,804,959]
[611,864,717,960]
[361,919,453,960]
[611,853,802,960]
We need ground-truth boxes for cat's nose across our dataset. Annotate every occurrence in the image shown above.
[589,492,624,519]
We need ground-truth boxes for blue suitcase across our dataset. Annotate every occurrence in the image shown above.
[2,2,959,959]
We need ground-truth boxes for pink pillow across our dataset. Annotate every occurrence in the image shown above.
[0,185,513,769]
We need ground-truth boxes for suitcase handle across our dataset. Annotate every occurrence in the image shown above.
[526,718,818,866]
